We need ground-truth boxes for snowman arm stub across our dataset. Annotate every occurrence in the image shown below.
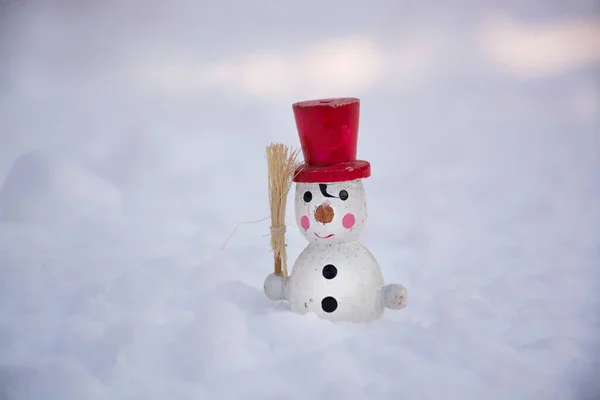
[382,283,408,309]
[264,273,287,301]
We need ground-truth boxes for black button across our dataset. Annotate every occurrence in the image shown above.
[321,296,338,313]
[322,264,337,279]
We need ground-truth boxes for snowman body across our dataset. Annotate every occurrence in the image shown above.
[286,241,385,322]
[263,97,407,322]
[285,179,386,322]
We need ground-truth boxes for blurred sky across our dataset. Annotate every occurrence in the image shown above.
[2,0,599,95]
[0,0,598,194]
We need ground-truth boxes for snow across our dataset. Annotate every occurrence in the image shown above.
[1,2,599,399]
[0,151,121,223]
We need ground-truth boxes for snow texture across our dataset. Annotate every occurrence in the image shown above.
[0,2,599,399]
[0,151,121,223]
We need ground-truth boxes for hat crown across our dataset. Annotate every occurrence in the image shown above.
[292,98,360,166]
[292,97,370,183]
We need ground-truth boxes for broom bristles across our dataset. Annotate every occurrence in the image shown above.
[266,143,301,278]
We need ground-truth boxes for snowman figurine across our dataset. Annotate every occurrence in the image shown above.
[264,97,407,323]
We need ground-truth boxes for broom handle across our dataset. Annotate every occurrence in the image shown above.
[271,225,286,276]
[274,253,282,276]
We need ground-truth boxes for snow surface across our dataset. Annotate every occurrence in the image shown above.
[1,2,599,399]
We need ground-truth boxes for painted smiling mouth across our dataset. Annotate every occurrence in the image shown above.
[314,233,335,239]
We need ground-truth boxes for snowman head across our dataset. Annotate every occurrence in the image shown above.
[295,179,367,244]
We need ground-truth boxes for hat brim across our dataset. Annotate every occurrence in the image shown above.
[293,160,370,183]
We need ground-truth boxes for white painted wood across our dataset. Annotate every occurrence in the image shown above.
[264,179,408,322]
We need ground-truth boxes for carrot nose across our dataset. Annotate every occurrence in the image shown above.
[315,204,334,224]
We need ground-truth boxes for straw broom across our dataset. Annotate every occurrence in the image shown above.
[266,143,301,278]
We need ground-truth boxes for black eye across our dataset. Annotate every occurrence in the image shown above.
[303,191,312,202]
[339,190,348,201]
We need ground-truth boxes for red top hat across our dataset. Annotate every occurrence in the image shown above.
[292,97,371,183]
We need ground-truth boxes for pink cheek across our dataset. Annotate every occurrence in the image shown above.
[342,213,356,229]
[301,216,310,230]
